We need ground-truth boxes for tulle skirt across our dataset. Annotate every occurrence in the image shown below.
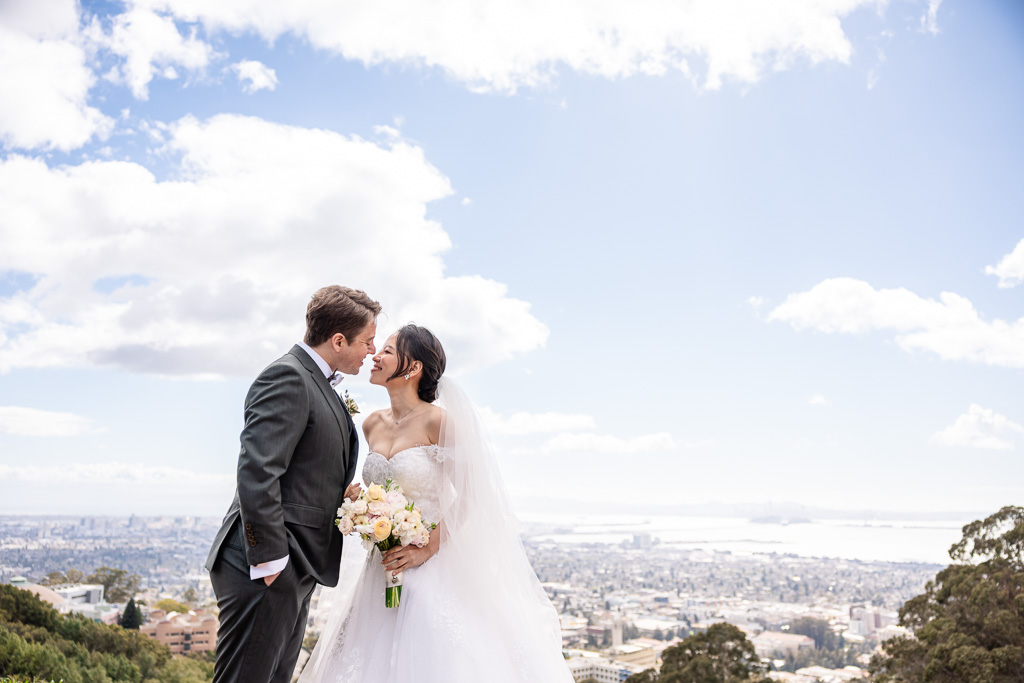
[299,542,573,683]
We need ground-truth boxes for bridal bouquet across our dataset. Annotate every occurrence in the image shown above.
[336,480,435,607]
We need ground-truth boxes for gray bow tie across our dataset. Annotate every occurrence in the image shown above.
[329,371,344,387]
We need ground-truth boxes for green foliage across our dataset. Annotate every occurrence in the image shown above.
[0,585,199,683]
[118,599,142,631]
[788,616,840,651]
[153,600,189,615]
[37,573,68,588]
[625,623,769,683]
[777,642,872,673]
[871,505,1024,683]
[37,569,85,588]
[152,656,213,683]
[0,588,59,632]
[83,569,141,605]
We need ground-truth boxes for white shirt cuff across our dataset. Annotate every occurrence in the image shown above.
[249,555,289,580]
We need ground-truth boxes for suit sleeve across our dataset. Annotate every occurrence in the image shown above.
[237,361,309,566]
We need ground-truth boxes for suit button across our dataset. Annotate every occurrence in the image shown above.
[245,523,252,529]
[249,541,257,546]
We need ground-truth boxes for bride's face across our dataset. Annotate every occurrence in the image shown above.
[369,334,399,386]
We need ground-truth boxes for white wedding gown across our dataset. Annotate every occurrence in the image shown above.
[299,384,574,682]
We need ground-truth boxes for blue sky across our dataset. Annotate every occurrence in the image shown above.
[0,0,1021,517]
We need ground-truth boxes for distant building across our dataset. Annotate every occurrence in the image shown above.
[848,604,896,637]
[140,609,218,655]
[632,533,653,549]
[607,641,657,669]
[752,631,815,658]
[12,581,119,624]
[561,615,589,643]
[566,654,646,682]
[52,583,105,606]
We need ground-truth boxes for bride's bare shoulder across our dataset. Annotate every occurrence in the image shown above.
[425,404,444,444]
[361,410,387,438]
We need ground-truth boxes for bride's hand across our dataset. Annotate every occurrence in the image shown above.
[382,545,432,576]
[382,530,440,576]
[344,483,363,501]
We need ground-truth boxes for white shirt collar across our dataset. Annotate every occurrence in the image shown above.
[296,341,334,379]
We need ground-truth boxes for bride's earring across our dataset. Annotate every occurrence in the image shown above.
[404,374,410,380]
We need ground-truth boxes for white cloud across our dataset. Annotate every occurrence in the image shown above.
[0,406,100,437]
[0,461,231,484]
[0,0,114,151]
[747,296,764,308]
[231,59,278,93]
[768,277,1024,368]
[807,394,829,406]
[538,431,675,454]
[135,0,883,93]
[930,404,1024,450]
[920,0,942,35]
[373,124,401,139]
[101,3,216,99]
[0,114,547,377]
[479,408,595,435]
[985,239,1024,289]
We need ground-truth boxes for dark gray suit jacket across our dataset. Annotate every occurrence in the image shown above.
[205,345,358,587]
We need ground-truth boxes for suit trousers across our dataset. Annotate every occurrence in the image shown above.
[210,519,318,683]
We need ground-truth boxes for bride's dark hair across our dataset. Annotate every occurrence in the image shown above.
[388,324,446,402]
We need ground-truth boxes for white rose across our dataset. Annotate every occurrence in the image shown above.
[367,500,388,516]
[352,499,368,515]
[387,491,408,509]
[338,517,354,534]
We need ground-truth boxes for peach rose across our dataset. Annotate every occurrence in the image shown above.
[373,518,393,541]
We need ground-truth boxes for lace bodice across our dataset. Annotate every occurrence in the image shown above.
[362,445,446,525]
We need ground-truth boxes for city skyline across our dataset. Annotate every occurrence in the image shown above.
[0,0,1022,516]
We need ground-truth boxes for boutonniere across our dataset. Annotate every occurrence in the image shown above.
[342,390,359,416]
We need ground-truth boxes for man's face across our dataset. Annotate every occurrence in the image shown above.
[334,320,377,374]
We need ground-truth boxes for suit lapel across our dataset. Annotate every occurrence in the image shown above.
[288,345,350,445]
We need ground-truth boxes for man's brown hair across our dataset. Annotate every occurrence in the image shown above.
[304,286,382,347]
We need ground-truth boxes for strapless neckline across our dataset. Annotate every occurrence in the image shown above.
[367,444,437,463]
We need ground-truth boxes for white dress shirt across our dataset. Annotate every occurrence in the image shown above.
[249,342,335,581]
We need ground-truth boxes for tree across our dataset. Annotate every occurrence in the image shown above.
[36,568,86,586]
[156,598,191,614]
[788,616,840,651]
[85,566,141,603]
[120,596,143,630]
[625,622,769,683]
[182,587,199,605]
[0,585,184,682]
[38,571,68,586]
[871,505,1024,683]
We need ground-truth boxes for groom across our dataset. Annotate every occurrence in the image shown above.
[206,285,380,683]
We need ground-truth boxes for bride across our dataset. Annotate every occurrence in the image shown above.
[299,324,573,682]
